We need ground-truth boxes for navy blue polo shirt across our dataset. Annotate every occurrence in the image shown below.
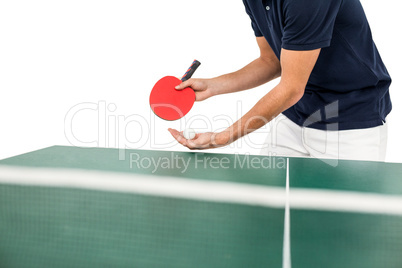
[243,0,392,130]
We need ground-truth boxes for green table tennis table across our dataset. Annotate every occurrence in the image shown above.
[0,146,401,267]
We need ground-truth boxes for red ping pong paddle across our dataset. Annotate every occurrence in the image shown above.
[150,60,201,121]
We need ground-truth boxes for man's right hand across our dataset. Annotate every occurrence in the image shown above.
[175,78,216,102]
[175,37,281,102]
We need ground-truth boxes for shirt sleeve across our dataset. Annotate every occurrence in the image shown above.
[282,0,342,51]
[243,0,263,37]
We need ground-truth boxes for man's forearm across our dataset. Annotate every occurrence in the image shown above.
[209,57,281,96]
[217,81,304,144]
[215,49,320,145]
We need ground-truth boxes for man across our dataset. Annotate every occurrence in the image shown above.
[168,0,392,161]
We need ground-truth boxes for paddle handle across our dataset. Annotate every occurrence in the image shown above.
[181,60,201,82]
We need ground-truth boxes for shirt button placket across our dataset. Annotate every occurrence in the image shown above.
[265,1,272,28]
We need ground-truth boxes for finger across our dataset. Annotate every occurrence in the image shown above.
[168,128,180,137]
[186,136,208,150]
[193,133,201,139]
[168,128,183,142]
[195,91,207,102]
[175,79,193,90]
[186,142,201,150]
[195,88,212,101]
[168,129,190,148]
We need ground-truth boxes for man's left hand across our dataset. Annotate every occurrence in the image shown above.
[168,129,230,150]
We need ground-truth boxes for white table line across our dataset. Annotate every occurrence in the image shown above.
[282,158,292,268]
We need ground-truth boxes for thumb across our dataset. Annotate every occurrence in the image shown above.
[175,79,193,90]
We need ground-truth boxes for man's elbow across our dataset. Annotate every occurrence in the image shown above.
[273,67,282,79]
[291,87,305,105]
[285,86,305,107]
[260,56,281,78]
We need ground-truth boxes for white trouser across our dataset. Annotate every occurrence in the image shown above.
[260,114,388,162]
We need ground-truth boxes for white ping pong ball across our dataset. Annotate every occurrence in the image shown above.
[183,129,196,140]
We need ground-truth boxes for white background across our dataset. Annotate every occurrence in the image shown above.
[0,0,401,162]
